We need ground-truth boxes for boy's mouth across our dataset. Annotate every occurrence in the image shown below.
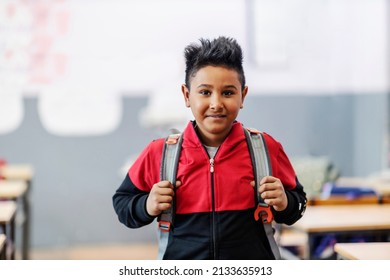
[207,114,226,119]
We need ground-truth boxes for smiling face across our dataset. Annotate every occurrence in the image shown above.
[182,65,248,147]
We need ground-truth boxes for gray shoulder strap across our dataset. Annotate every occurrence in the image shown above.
[244,127,281,260]
[157,132,183,259]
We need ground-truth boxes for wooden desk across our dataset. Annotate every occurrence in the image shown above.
[0,164,33,259]
[371,181,390,200]
[334,242,390,260]
[0,164,34,182]
[293,204,390,259]
[0,180,28,260]
[0,180,28,199]
[0,201,17,259]
[0,233,6,259]
[336,177,390,199]
[308,195,380,206]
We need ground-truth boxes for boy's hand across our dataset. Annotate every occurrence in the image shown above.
[251,176,288,212]
[146,180,182,216]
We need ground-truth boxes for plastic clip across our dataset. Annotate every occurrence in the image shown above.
[254,203,273,224]
[166,134,181,145]
[247,128,261,134]
[158,221,171,232]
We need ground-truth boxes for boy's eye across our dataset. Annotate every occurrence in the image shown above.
[223,91,234,96]
[199,90,211,96]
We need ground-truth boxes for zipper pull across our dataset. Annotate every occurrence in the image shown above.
[210,158,214,173]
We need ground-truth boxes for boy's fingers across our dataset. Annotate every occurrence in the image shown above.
[158,195,173,203]
[261,191,275,200]
[159,180,174,188]
[158,187,174,197]
[260,176,276,185]
[159,180,182,188]
[158,203,172,211]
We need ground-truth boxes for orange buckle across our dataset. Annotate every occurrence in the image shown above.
[254,204,273,224]
[247,128,261,134]
[166,134,181,145]
[158,221,171,232]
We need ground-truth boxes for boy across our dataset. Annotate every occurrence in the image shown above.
[113,36,307,260]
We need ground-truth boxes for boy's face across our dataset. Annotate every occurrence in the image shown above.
[182,65,248,147]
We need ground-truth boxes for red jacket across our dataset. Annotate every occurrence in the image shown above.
[113,121,306,259]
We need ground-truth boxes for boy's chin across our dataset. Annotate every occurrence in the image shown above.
[204,124,232,135]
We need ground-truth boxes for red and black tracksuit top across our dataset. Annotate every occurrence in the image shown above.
[113,121,307,259]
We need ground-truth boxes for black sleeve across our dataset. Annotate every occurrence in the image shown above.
[272,177,307,225]
[112,174,156,228]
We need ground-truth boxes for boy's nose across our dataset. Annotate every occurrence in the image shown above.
[209,95,223,110]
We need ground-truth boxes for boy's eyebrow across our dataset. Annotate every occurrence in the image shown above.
[224,85,238,90]
[197,84,238,90]
[197,84,212,88]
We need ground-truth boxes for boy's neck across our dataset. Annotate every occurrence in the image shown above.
[192,121,231,147]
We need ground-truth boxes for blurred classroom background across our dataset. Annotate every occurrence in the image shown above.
[1,0,390,260]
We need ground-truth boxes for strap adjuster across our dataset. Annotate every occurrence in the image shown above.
[254,203,273,224]
[158,220,172,232]
[166,134,181,145]
[247,128,261,134]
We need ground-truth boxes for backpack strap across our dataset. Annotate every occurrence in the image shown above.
[157,131,183,259]
[244,127,281,260]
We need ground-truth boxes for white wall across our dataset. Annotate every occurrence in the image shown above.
[250,0,389,94]
[1,0,388,135]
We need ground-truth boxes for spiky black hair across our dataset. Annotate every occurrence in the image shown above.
[184,36,246,90]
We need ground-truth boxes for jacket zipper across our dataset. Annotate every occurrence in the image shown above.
[210,158,215,173]
[209,157,217,259]
[201,143,219,259]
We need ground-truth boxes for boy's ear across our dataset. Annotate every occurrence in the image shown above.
[181,84,191,107]
[240,86,248,108]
